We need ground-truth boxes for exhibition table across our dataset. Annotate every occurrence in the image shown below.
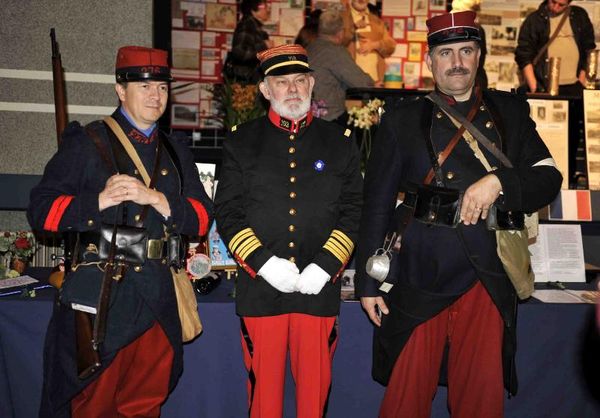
[1,278,599,418]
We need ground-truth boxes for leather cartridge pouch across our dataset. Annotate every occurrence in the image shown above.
[486,205,525,231]
[413,184,463,227]
[167,233,186,268]
[98,223,148,265]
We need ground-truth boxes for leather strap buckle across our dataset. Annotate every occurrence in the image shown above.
[147,239,165,259]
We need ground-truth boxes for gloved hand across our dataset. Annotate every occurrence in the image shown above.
[296,263,331,295]
[257,256,300,293]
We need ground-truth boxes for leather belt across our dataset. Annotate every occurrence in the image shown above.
[78,233,168,261]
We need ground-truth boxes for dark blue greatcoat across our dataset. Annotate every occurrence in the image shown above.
[354,89,562,394]
[27,109,213,418]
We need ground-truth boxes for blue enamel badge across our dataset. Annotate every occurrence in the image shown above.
[314,160,325,172]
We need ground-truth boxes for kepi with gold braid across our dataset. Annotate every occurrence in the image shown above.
[257,44,313,77]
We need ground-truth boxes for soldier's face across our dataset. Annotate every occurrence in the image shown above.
[259,73,315,120]
[426,41,480,101]
[115,81,168,130]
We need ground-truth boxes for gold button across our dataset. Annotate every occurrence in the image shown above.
[87,219,94,227]
[288,242,295,248]
[446,171,455,180]
[134,266,142,272]
[134,214,141,222]
[290,161,296,169]
[289,135,295,140]
[480,105,486,111]
[436,112,443,119]
[289,225,295,232]
[289,256,296,263]
[485,121,493,129]
[161,168,168,175]
[289,147,296,154]
[134,169,139,175]
[289,192,297,198]
[290,176,296,183]
[289,208,296,215]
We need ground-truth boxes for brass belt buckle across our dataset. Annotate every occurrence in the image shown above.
[147,239,164,259]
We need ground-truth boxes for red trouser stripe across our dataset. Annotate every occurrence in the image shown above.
[380,281,504,418]
[186,197,209,236]
[71,322,173,418]
[43,195,74,232]
[240,314,338,418]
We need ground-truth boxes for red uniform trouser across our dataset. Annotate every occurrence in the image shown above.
[240,313,338,418]
[380,281,504,418]
[71,321,173,418]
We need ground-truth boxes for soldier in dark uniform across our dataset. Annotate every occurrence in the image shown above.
[355,11,562,418]
[214,44,362,418]
[28,46,212,418]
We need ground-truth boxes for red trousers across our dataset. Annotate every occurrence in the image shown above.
[71,322,173,418]
[380,281,504,418]
[240,313,338,418]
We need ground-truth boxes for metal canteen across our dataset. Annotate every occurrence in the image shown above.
[366,250,391,283]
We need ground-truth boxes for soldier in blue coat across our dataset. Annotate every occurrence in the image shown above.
[28,46,212,418]
[355,11,562,418]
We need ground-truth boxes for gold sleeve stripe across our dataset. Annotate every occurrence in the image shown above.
[331,230,354,251]
[326,237,350,260]
[236,237,261,257]
[238,241,262,261]
[229,228,254,252]
[323,242,347,264]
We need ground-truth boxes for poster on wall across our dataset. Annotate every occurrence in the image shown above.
[583,89,600,190]
[528,98,570,189]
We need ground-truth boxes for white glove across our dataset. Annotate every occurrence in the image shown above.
[258,256,300,293]
[296,263,331,295]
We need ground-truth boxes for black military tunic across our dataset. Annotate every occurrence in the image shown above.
[28,109,213,417]
[355,89,562,393]
[215,109,363,317]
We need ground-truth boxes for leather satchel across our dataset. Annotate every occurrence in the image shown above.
[413,184,463,228]
[98,223,148,265]
[171,267,203,342]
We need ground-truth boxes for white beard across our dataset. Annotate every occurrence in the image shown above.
[267,88,311,120]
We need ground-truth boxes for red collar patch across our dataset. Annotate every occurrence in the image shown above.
[268,108,313,133]
[128,128,156,144]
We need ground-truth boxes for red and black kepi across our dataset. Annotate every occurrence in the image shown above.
[115,46,173,83]
[426,11,481,48]
[257,44,313,77]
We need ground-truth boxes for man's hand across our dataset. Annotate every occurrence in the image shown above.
[98,174,170,216]
[460,173,502,225]
[357,38,380,55]
[296,263,330,295]
[360,296,389,327]
[257,256,300,293]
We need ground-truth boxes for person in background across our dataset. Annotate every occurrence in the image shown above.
[307,7,374,125]
[215,44,363,418]
[515,0,595,95]
[225,0,273,84]
[341,0,396,85]
[355,11,562,418]
[28,46,212,418]
[295,9,322,48]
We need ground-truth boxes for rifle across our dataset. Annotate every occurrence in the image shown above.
[50,28,68,145]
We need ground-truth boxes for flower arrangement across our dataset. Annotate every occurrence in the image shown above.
[0,231,36,278]
[0,231,36,259]
[213,79,266,130]
[310,99,329,119]
[347,98,385,169]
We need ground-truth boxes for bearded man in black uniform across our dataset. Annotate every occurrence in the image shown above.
[28,46,212,418]
[355,11,562,418]
[214,44,363,418]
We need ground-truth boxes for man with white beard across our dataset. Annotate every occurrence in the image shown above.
[214,44,363,418]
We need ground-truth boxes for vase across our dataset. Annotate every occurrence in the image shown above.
[11,257,28,275]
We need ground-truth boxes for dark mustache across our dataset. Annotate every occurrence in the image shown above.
[445,67,470,76]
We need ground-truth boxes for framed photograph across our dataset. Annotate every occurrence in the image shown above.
[207,221,237,270]
[196,162,216,200]
[205,3,237,32]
